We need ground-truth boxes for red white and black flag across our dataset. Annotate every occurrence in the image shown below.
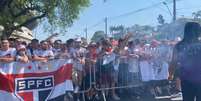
[0,59,73,101]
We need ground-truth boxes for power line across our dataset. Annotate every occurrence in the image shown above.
[87,19,104,30]
[107,0,180,20]
[107,0,183,21]
[147,0,171,15]
[86,0,169,35]
[88,0,178,28]
[108,2,163,20]
[85,0,183,35]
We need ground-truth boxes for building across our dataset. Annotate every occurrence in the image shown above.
[0,25,33,43]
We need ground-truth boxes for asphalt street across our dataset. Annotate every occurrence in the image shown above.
[109,95,182,101]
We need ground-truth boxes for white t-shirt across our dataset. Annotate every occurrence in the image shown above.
[27,49,40,57]
[140,61,155,82]
[28,49,54,58]
[0,48,16,74]
[52,48,61,57]
[151,45,170,80]
[69,47,76,58]
[103,52,116,65]
[73,47,86,71]
[128,48,139,73]
[0,48,16,57]
[37,49,54,58]
[139,46,155,81]
[119,47,129,64]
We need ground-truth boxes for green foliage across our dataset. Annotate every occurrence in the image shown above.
[110,25,125,39]
[0,0,90,36]
[91,31,106,42]
[157,14,165,25]
[193,10,201,19]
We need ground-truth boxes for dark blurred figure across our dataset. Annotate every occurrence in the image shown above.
[169,22,201,101]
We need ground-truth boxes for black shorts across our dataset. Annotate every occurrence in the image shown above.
[99,62,115,84]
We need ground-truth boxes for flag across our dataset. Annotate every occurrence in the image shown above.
[0,59,73,101]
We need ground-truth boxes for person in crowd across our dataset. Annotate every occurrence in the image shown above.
[136,40,157,96]
[83,42,98,100]
[66,39,76,59]
[53,40,62,58]
[169,22,201,101]
[0,37,16,63]
[128,41,140,83]
[126,41,141,99]
[168,39,183,99]
[116,38,129,90]
[27,39,43,61]
[56,43,70,59]
[148,40,170,96]
[15,38,22,48]
[0,37,16,73]
[16,44,29,63]
[38,40,54,60]
[28,40,54,63]
[8,38,16,48]
[33,40,54,70]
[98,39,120,100]
[73,38,86,93]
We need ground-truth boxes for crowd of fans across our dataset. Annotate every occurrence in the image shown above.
[0,32,181,101]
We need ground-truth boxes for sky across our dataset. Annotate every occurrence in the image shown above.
[33,0,201,41]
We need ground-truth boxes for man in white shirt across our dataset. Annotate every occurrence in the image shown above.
[28,40,54,62]
[38,40,54,59]
[0,37,16,73]
[27,39,44,62]
[53,40,62,58]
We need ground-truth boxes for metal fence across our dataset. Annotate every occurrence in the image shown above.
[71,56,173,101]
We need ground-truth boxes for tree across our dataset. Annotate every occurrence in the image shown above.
[157,14,165,25]
[110,25,125,39]
[193,10,201,19]
[91,31,106,42]
[0,0,90,37]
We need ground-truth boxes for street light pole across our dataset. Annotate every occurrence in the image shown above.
[173,0,176,21]
[85,27,88,41]
[105,17,108,36]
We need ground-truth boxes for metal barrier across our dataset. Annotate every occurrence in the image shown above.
[94,57,142,89]
[90,56,171,101]
[69,56,175,101]
[89,56,142,101]
[71,57,99,101]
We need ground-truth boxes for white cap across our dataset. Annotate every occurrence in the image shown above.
[18,44,26,50]
[75,38,82,42]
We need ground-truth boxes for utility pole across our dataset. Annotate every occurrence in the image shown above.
[105,17,108,36]
[84,27,88,41]
[173,0,176,21]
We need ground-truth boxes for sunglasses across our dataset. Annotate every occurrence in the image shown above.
[18,48,26,51]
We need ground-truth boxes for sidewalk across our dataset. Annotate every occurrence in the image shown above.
[109,95,182,101]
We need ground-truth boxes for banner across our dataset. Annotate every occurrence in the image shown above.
[0,59,73,101]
